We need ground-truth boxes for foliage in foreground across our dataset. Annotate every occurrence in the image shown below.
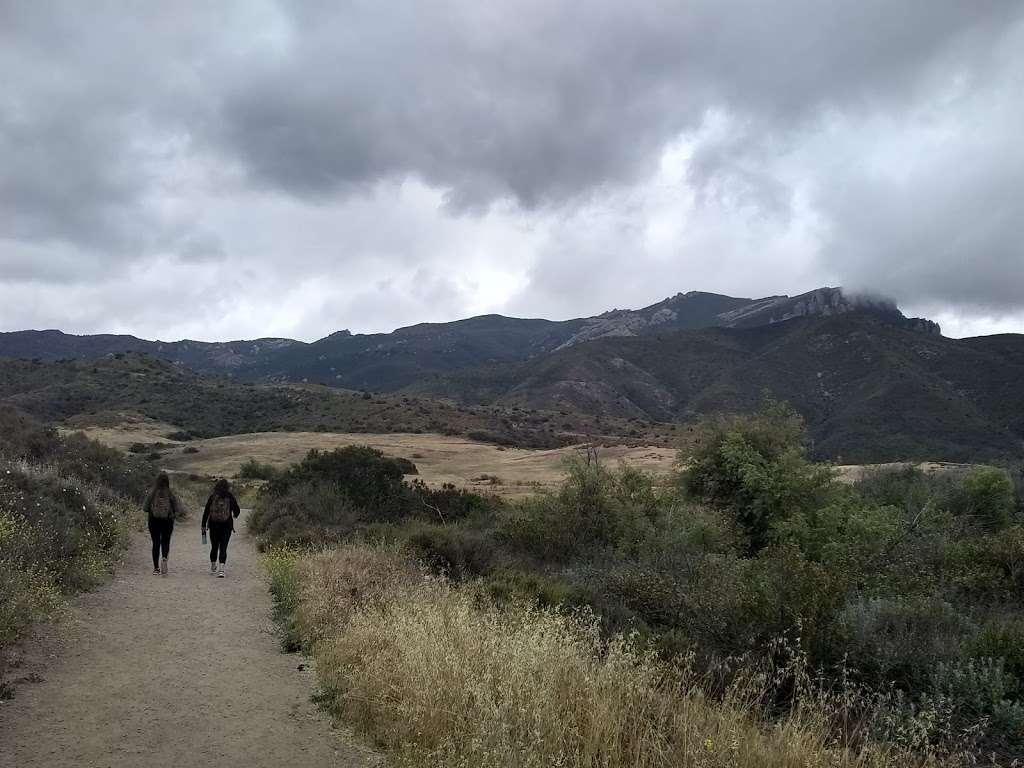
[267,545,952,768]
[0,406,148,667]
[258,402,1024,762]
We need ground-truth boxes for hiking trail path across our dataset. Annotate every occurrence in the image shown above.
[0,513,380,768]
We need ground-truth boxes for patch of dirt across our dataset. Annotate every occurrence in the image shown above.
[0,517,379,768]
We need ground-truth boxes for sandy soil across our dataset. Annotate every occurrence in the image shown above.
[135,430,678,497]
[0,516,379,768]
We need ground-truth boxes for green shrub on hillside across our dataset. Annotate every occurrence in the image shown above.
[238,458,280,481]
[0,406,149,500]
[500,459,661,560]
[966,619,1024,699]
[264,447,410,517]
[403,522,496,579]
[958,466,1016,530]
[683,402,837,552]
[249,446,492,546]
[838,596,974,690]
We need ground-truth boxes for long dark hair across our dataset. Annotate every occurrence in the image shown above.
[146,472,171,507]
[213,478,230,497]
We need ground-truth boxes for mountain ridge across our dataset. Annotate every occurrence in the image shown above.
[409,312,1024,462]
[2,288,1022,462]
[0,287,942,390]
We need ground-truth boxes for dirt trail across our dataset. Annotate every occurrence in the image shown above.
[0,514,379,768]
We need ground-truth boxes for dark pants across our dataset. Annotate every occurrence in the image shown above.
[209,521,233,564]
[148,516,174,569]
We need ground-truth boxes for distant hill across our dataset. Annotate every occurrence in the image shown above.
[0,353,675,449]
[0,287,940,392]
[410,314,1024,463]
[0,329,301,374]
[6,286,1015,462]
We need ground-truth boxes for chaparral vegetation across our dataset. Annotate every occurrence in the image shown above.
[258,402,1024,766]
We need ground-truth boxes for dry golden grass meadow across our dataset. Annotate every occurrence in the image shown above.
[67,414,973,495]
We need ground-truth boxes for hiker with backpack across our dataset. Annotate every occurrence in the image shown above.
[144,473,181,576]
[202,478,241,578]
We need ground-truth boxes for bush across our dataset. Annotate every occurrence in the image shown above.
[855,467,950,517]
[958,467,1016,530]
[249,480,362,546]
[928,657,1024,744]
[966,619,1024,698]
[0,406,59,461]
[0,511,64,648]
[838,596,974,689]
[238,458,279,481]
[409,479,493,523]
[403,523,496,579]
[683,402,837,553]
[251,447,491,546]
[0,462,136,657]
[264,447,410,518]
[500,460,660,561]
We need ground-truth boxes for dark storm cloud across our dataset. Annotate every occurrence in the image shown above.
[215,1,1018,207]
[1,1,1023,337]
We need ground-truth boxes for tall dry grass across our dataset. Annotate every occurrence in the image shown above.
[271,545,954,768]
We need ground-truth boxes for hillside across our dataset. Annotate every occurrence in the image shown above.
[0,329,301,374]
[410,314,1024,463]
[2,287,1007,463]
[0,287,938,392]
[0,353,675,449]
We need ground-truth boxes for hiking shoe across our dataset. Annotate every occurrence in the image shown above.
[218,566,225,578]
[153,568,160,575]
[160,557,168,576]
[210,561,218,573]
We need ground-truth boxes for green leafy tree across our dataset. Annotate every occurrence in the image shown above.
[682,401,836,553]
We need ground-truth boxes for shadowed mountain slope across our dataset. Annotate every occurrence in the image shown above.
[409,314,1024,463]
[0,354,675,448]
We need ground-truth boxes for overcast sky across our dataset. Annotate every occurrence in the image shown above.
[2,1,1022,341]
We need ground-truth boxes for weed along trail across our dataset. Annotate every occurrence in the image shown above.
[0,514,378,768]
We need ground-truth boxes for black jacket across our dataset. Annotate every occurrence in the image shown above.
[202,492,241,529]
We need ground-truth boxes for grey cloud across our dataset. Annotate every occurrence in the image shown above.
[825,147,1024,311]
[212,1,1018,208]
[175,232,227,264]
[1,1,1023,337]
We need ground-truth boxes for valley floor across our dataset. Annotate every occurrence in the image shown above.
[68,420,977,496]
[72,423,681,497]
[0,515,378,768]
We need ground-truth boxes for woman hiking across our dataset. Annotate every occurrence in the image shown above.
[144,473,181,576]
[202,478,241,578]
